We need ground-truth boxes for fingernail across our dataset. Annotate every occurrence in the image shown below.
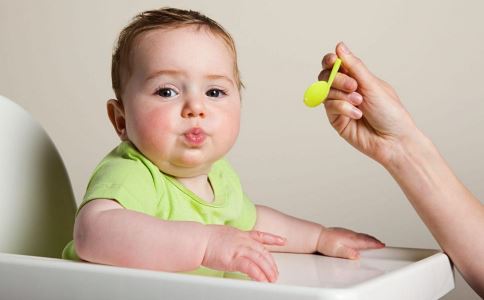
[350,92,363,104]
[351,107,362,119]
[340,42,351,54]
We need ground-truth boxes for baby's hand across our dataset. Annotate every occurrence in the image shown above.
[202,225,286,282]
[316,227,385,259]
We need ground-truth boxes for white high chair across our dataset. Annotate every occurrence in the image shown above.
[0,95,454,299]
[0,95,76,258]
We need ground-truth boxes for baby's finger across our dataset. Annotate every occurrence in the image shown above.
[351,233,386,249]
[325,99,362,120]
[333,244,360,260]
[249,230,286,246]
[327,90,363,106]
[235,257,269,282]
[244,248,278,282]
[263,247,279,278]
[359,233,385,244]
[317,71,358,93]
[248,239,279,276]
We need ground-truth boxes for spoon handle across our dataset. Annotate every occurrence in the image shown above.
[327,58,342,88]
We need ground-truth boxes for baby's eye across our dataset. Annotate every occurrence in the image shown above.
[156,87,178,98]
[206,88,227,98]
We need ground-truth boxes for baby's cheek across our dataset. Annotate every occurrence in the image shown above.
[218,114,240,145]
[135,109,174,148]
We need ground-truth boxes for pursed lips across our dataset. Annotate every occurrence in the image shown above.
[183,127,206,146]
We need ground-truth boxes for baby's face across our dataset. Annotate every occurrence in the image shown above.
[120,26,241,177]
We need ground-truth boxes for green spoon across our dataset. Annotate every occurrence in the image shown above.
[304,58,342,107]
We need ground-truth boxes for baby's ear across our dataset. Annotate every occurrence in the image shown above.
[107,99,128,140]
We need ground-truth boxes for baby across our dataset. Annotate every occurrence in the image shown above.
[63,7,384,282]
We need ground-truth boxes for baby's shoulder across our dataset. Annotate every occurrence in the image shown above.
[90,142,159,184]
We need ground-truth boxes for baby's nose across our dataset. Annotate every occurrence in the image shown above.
[181,98,206,118]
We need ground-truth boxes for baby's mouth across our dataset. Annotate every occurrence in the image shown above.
[183,127,206,146]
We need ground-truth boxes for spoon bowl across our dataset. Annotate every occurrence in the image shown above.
[304,81,330,107]
[304,58,342,107]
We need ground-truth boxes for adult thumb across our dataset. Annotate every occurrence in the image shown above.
[336,42,375,88]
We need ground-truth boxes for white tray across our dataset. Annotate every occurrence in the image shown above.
[0,247,454,299]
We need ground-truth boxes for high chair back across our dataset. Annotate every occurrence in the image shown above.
[0,95,76,258]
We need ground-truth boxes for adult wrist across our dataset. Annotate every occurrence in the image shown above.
[383,128,437,177]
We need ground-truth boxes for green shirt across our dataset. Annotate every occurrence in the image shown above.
[62,141,256,278]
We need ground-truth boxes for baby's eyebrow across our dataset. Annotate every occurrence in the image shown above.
[145,70,184,82]
[145,69,235,86]
[205,74,235,86]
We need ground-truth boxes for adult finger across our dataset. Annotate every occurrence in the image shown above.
[324,105,351,133]
[327,90,363,106]
[317,71,358,93]
[325,99,362,120]
[321,53,337,69]
[321,52,350,74]
[335,42,377,88]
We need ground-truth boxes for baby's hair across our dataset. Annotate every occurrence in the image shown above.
[111,7,243,101]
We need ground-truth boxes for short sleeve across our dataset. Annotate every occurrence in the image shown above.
[225,192,256,231]
[79,145,160,216]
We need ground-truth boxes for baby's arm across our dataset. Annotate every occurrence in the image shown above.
[253,205,323,253]
[74,199,285,282]
[254,205,384,259]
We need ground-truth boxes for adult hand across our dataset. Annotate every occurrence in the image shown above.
[321,43,484,297]
[320,42,419,167]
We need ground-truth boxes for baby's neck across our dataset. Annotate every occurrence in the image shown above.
[176,174,214,203]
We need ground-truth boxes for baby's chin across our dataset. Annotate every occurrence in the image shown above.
[157,156,217,178]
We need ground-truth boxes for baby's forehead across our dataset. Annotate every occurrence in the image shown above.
[133,26,234,60]
[128,26,236,78]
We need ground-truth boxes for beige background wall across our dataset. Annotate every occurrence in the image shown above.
[1,0,483,298]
